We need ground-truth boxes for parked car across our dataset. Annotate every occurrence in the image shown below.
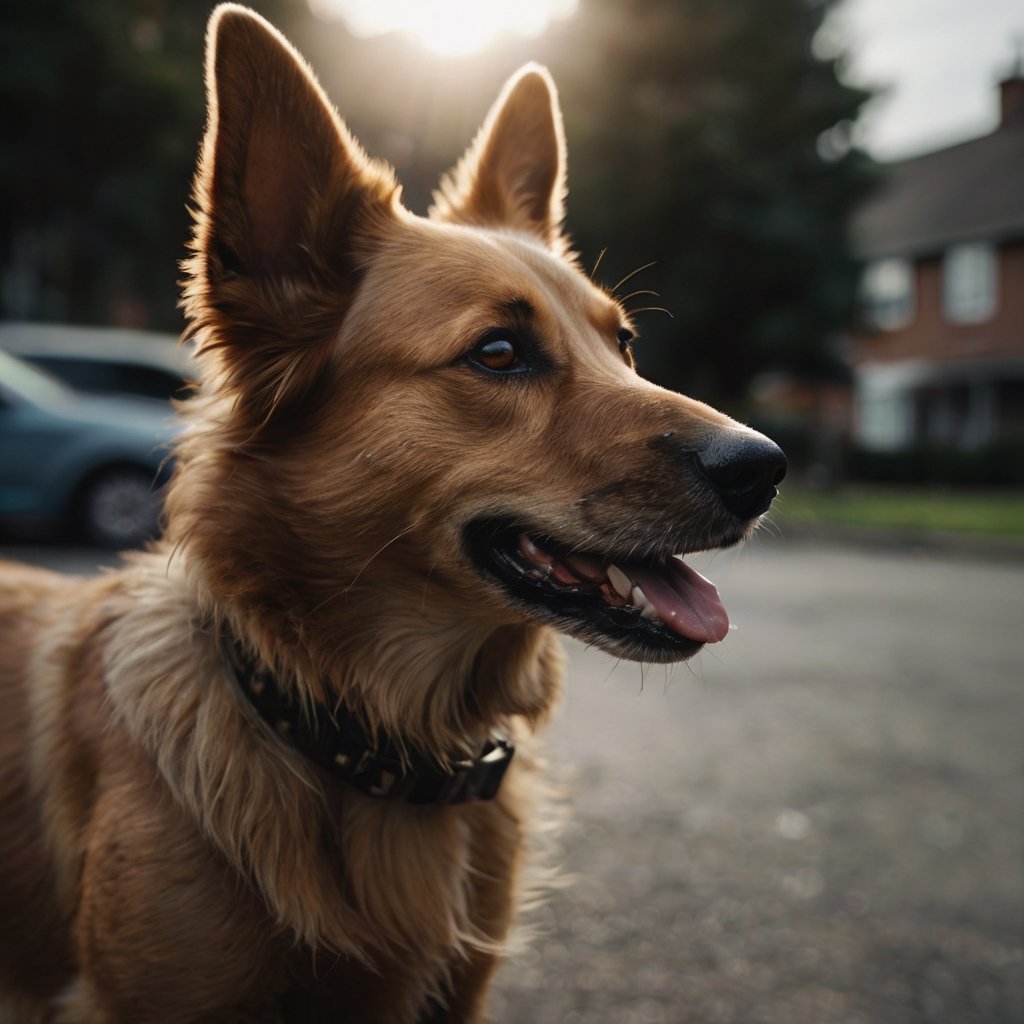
[0,322,193,401]
[0,349,177,547]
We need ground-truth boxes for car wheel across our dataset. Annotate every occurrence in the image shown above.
[78,466,161,548]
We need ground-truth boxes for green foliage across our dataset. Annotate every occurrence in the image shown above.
[552,0,878,407]
[0,0,294,329]
[777,485,1024,538]
[847,441,1024,488]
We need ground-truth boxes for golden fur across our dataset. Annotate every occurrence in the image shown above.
[0,6,783,1021]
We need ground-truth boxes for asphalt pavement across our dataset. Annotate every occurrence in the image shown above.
[2,534,1022,1023]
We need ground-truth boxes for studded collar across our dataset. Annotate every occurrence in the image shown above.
[223,637,514,805]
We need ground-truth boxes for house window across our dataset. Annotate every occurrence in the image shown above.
[856,388,915,451]
[862,258,915,331]
[854,363,922,451]
[943,242,997,324]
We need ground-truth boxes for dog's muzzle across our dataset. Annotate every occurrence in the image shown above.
[462,427,786,664]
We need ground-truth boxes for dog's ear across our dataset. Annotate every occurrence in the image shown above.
[183,4,398,428]
[430,65,567,250]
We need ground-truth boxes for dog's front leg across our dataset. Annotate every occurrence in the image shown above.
[70,754,284,1024]
[425,800,528,1024]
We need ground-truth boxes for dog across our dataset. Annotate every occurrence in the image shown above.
[0,6,785,1022]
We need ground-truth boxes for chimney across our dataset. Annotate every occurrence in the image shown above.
[1000,39,1024,126]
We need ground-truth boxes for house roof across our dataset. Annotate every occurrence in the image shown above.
[852,116,1024,260]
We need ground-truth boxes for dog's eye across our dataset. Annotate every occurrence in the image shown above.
[470,333,523,373]
[617,328,635,361]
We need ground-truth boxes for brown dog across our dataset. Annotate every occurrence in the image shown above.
[0,6,784,1022]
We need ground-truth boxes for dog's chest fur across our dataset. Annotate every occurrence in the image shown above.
[2,551,548,1021]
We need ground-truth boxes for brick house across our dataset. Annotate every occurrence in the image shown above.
[850,68,1024,452]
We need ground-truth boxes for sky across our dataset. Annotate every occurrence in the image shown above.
[314,0,1023,161]
[309,0,579,56]
[829,0,1024,159]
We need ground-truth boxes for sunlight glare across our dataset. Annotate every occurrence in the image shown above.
[311,0,579,56]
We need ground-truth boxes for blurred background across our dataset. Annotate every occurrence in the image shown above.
[3,0,1024,530]
[0,1,1022,1021]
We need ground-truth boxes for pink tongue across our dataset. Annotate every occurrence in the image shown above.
[627,557,730,644]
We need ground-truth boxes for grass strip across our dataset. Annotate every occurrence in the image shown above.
[774,487,1024,538]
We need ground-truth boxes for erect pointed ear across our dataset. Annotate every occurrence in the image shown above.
[183,4,398,428]
[430,64,567,250]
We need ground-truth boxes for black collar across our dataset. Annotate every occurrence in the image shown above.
[224,638,514,806]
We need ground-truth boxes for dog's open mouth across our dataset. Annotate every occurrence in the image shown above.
[465,519,731,661]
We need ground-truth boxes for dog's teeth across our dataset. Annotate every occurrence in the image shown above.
[632,584,660,620]
[518,533,552,568]
[563,553,605,583]
[551,562,581,585]
[607,564,632,600]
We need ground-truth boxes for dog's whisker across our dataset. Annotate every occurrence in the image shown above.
[609,259,657,296]
[684,654,705,686]
[341,522,419,595]
[661,662,676,696]
[590,247,607,281]
[628,305,674,319]
[308,523,421,616]
[618,289,660,305]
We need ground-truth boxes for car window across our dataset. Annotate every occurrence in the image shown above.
[28,356,185,400]
[0,349,71,406]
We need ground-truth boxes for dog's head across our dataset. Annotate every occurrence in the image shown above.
[174,5,785,673]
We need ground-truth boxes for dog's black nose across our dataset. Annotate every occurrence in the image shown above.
[696,432,787,520]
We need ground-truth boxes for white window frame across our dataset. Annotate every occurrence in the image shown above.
[943,242,998,324]
[861,258,915,331]
[854,362,926,451]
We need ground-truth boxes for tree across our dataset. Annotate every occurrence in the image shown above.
[1,0,874,405]
[550,0,877,407]
[0,0,294,329]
